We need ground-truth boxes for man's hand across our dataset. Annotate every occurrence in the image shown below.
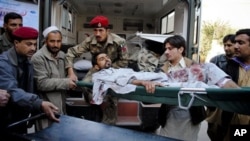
[222,80,240,88]
[0,89,10,107]
[132,80,163,94]
[141,81,163,94]
[69,79,77,90]
[41,101,60,122]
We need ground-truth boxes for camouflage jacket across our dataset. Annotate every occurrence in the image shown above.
[66,33,128,69]
[137,48,161,72]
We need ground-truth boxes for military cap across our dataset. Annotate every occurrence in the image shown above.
[90,15,109,28]
[13,26,38,39]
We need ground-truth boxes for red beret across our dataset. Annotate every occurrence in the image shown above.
[90,15,109,28]
[13,26,38,39]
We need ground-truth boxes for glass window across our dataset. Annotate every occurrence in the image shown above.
[61,5,68,29]
[61,5,74,32]
[161,17,167,34]
[161,11,175,34]
[167,11,175,33]
[68,10,72,32]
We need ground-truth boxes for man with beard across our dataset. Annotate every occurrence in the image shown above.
[0,26,59,138]
[31,26,76,131]
[83,52,163,124]
[0,12,23,54]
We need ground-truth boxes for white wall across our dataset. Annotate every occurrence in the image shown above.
[51,1,77,45]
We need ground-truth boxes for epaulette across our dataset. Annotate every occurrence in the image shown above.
[111,33,125,45]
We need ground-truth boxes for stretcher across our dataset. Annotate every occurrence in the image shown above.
[11,115,178,141]
[77,81,250,115]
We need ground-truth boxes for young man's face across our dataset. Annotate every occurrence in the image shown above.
[164,43,184,64]
[94,53,112,70]
[234,34,250,59]
[45,32,62,55]
[223,40,235,58]
[93,27,109,43]
[14,39,37,58]
[4,18,23,37]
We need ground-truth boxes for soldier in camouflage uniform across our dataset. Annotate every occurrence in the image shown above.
[66,15,128,81]
[0,12,23,54]
[66,15,128,125]
[137,40,165,72]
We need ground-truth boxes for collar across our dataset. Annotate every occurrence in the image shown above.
[232,57,250,71]
[99,68,115,75]
[7,47,31,66]
[17,54,27,64]
[169,57,186,68]
[40,45,65,60]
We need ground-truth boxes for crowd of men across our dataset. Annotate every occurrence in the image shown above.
[0,11,250,141]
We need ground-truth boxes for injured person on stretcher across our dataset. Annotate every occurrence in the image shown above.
[87,52,239,105]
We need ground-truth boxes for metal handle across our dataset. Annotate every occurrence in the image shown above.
[177,88,207,110]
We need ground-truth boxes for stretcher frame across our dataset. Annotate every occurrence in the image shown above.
[77,81,250,115]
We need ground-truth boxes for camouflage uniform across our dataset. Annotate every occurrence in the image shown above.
[70,33,127,125]
[0,33,13,54]
[137,48,161,72]
[66,33,128,69]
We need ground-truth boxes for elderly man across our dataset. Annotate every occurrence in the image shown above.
[0,12,23,53]
[66,15,128,81]
[31,26,77,130]
[0,27,59,136]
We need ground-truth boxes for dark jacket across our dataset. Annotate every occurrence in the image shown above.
[0,48,42,134]
[224,58,239,82]
[210,54,228,71]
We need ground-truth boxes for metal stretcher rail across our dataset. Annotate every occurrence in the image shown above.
[77,81,250,115]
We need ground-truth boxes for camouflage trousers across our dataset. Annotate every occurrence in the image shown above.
[101,95,118,125]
